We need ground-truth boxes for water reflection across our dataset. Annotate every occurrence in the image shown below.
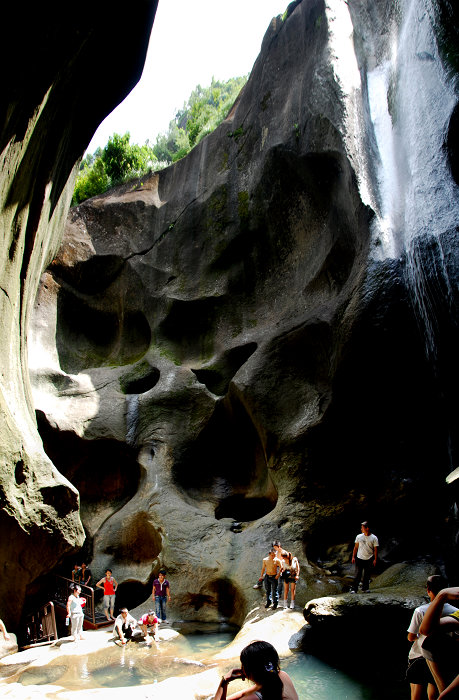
[12,629,404,697]
[19,664,68,686]
[17,631,233,690]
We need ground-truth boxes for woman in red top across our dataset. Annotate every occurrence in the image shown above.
[96,569,118,621]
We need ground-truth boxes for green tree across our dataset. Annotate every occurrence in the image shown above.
[72,157,109,205]
[153,75,247,163]
[71,75,247,206]
[102,132,155,184]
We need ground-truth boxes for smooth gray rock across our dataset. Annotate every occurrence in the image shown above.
[28,0,459,640]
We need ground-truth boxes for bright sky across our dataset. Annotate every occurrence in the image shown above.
[88,0,285,153]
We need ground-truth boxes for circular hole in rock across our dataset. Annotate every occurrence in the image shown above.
[115,580,152,611]
[215,495,276,521]
[15,459,26,485]
[208,578,245,621]
[104,513,162,563]
[56,289,151,373]
[173,398,278,521]
[36,411,141,510]
[119,363,160,394]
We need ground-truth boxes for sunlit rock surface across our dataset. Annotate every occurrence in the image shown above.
[29,0,459,631]
[0,2,158,629]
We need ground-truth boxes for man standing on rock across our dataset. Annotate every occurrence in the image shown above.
[272,540,289,601]
[350,521,378,593]
[260,549,282,609]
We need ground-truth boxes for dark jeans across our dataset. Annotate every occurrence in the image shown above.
[265,575,279,605]
[117,623,133,640]
[278,576,284,599]
[155,596,167,621]
[352,557,373,591]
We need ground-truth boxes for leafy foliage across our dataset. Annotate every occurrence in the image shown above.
[152,75,247,164]
[72,133,156,205]
[72,157,108,205]
[102,133,155,183]
[72,75,247,206]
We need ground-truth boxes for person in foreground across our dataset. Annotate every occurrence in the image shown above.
[213,640,299,700]
[419,586,459,695]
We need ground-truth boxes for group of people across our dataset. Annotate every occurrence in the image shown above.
[257,540,300,610]
[407,576,459,699]
[113,608,160,645]
[66,567,171,643]
[71,562,92,586]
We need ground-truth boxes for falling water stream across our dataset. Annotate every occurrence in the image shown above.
[366,0,458,357]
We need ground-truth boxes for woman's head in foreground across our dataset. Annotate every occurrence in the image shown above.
[240,640,280,683]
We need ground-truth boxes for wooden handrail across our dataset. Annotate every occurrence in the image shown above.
[22,601,58,647]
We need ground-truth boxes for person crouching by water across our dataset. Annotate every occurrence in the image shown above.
[66,584,85,642]
[114,608,138,645]
[138,609,159,643]
[213,640,299,700]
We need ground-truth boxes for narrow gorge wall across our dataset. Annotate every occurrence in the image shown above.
[28,0,459,625]
[0,2,158,628]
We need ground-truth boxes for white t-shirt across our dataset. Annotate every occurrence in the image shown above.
[354,533,378,560]
[407,602,458,659]
[114,612,137,633]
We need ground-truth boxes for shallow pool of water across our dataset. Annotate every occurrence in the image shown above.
[12,628,405,698]
[283,653,404,700]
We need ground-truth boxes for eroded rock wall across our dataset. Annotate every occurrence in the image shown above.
[30,0,459,624]
[0,1,158,628]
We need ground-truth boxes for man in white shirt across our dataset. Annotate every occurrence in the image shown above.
[350,521,378,593]
[114,608,138,644]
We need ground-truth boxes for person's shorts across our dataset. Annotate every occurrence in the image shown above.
[406,656,433,685]
[104,594,115,609]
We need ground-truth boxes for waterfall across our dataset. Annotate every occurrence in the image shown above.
[396,0,457,360]
[358,0,458,359]
[352,0,459,469]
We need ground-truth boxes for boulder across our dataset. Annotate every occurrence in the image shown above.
[301,562,437,681]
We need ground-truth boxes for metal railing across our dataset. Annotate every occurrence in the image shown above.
[54,576,96,625]
[23,601,58,647]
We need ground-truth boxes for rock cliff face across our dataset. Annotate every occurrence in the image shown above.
[29,0,459,626]
[0,2,158,628]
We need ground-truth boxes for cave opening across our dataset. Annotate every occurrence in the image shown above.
[36,410,141,532]
[115,579,152,612]
[172,395,277,522]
